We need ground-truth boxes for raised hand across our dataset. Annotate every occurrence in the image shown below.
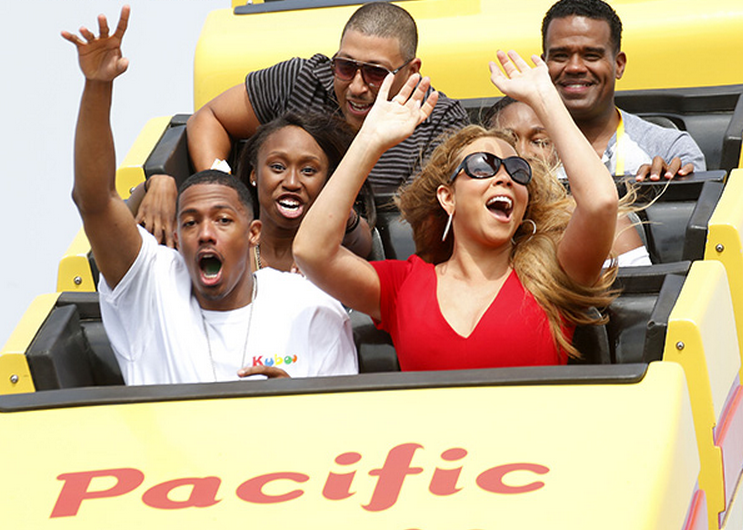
[489,50,556,107]
[358,72,439,151]
[61,5,130,82]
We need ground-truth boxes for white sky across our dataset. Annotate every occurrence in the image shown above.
[0,1,224,347]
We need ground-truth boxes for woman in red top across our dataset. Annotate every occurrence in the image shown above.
[295,51,618,368]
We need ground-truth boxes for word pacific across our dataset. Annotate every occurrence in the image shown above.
[51,443,549,518]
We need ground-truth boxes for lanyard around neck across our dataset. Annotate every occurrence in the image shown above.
[614,108,626,176]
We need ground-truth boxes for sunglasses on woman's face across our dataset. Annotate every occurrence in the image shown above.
[331,56,411,88]
[450,152,532,186]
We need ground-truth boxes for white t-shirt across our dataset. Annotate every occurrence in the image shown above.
[99,227,358,385]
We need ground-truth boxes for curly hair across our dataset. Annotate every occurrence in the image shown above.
[397,125,617,359]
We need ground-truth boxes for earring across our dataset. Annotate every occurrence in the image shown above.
[522,219,537,236]
[441,212,453,242]
[511,219,537,245]
[250,180,257,187]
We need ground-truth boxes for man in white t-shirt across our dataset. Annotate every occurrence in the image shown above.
[63,7,357,385]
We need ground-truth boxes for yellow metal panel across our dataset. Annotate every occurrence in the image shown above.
[114,116,171,199]
[0,354,34,395]
[1,293,60,356]
[706,168,743,382]
[0,363,698,529]
[195,0,743,109]
[56,228,95,292]
[0,293,60,395]
[665,260,741,529]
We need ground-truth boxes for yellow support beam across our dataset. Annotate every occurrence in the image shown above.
[706,168,743,382]
[56,228,95,292]
[115,116,171,199]
[665,260,741,530]
[0,354,34,395]
[0,293,61,395]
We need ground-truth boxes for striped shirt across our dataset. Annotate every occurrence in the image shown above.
[246,53,469,194]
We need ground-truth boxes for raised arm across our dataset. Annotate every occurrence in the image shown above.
[294,74,437,318]
[186,84,261,172]
[63,5,142,289]
[490,50,618,286]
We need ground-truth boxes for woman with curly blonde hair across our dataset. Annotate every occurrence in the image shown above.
[295,50,618,368]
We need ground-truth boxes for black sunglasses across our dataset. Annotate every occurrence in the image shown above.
[331,56,412,88]
[450,152,532,186]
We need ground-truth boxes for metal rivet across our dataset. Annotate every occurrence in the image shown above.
[676,341,685,351]
[129,186,136,194]
[716,244,725,253]
[74,276,83,286]
[10,374,19,384]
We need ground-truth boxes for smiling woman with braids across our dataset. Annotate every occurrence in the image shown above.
[294,50,619,369]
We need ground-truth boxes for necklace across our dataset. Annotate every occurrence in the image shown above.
[255,243,302,274]
[254,244,263,270]
[200,275,258,381]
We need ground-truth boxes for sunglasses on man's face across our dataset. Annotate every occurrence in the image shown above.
[331,56,411,88]
[450,152,533,186]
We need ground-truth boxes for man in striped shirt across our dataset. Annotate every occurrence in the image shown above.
[186,2,469,195]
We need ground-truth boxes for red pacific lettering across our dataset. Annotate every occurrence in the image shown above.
[252,356,263,366]
[429,448,467,496]
[476,463,549,494]
[322,452,361,501]
[236,472,309,504]
[51,468,144,518]
[363,443,423,512]
[142,477,221,509]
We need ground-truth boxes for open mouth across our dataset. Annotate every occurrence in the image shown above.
[276,196,305,220]
[486,196,513,221]
[199,253,223,283]
[348,100,373,114]
[559,80,594,95]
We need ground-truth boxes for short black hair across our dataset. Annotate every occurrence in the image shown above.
[177,170,256,218]
[342,1,418,61]
[542,0,623,54]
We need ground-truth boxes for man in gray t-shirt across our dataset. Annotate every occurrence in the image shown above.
[541,0,706,180]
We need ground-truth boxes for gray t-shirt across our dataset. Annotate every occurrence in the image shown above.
[245,53,470,194]
[603,109,707,175]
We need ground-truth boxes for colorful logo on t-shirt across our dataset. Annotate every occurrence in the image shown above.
[252,354,298,367]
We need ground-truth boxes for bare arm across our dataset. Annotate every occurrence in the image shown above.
[186,84,261,172]
[294,74,437,319]
[126,174,178,248]
[63,6,142,289]
[490,51,618,286]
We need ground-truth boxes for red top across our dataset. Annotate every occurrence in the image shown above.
[371,255,572,371]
